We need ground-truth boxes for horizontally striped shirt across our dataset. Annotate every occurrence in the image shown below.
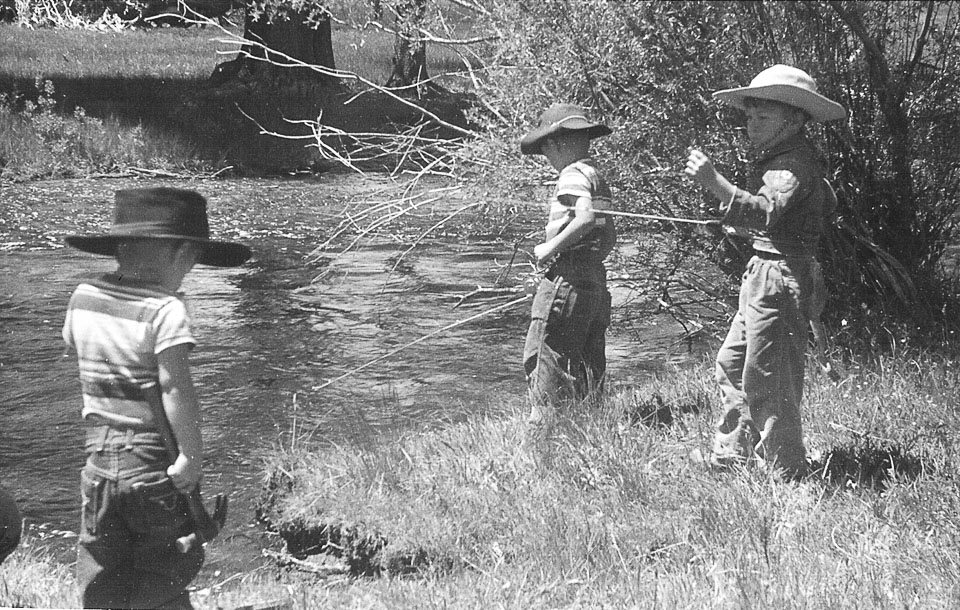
[545,158,614,258]
[62,274,195,429]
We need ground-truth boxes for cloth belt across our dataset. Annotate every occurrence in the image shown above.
[85,425,159,451]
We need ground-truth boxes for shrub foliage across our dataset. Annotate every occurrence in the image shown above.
[475,0,960,343]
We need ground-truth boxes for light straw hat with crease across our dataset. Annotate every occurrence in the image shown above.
[712,64,846,123]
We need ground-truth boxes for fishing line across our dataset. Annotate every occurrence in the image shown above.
[312,294,532,392]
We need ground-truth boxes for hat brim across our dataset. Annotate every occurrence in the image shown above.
[520,119,612,155]
[713,85,846,123]
[65,234,252,267]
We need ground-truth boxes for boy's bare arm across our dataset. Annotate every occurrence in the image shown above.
[157,343,202,493]
[534,195,596,264]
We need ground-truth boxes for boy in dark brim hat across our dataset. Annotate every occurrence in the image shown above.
[684,65,845,480]
[63,187,251,609]
[520,103,616,448]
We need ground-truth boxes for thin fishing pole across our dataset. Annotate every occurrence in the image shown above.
[312,293,532,392]
[594,209,715,225]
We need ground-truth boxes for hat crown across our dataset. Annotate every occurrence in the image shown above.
[712,63,846,122]
[111,188,210,240]
[537,103,591,129]
[749,64,819,94]
[65,187,252,267]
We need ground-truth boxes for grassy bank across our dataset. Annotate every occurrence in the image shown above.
[243,355,960,609]
[6,353,958,609]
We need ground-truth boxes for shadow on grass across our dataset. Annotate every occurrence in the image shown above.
[810,438,925,491]
[255,464,448,577]
[0,72,476,175]
[620,383,712,428]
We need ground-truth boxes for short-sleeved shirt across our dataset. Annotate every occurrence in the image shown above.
[63,274,195,430]
[546,158,615,284]
[722,134,837,257]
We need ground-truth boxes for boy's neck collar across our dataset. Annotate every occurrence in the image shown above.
[754,133,806,160]
[560,157,592,170]
[100,272,175,294]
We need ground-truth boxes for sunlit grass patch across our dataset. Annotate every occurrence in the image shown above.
[0,25,227,80]
[803,351,960,489]
[0,535,79,609]
[253,356,960,608]
[611,364,715,427]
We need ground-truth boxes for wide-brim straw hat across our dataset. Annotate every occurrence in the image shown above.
[520,103,612,155]
[712,64,846,123]
[66,187,252,267]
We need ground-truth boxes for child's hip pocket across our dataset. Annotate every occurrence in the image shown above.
[124,470,190,534]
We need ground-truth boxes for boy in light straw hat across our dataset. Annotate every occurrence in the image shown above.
[684,65,844,479]
[519,102,616,447]
[63,187,251,609]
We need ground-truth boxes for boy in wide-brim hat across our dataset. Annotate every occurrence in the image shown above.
[684,64,845,479]
[63,187,250,609]
[519,103,617,448]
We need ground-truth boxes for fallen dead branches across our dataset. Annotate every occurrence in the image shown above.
[261,549,349,579]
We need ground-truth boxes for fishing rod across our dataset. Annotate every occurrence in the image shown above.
[595,209,716,225]
[312,293,532,391]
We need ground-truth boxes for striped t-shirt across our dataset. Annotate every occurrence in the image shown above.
[62,274,195,429]
[545,158,614,258]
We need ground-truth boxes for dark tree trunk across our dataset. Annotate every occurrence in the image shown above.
[211,6,337,87]
[385,0,438,97]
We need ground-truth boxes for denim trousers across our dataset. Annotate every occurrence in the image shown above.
[712,255,819,479]
[523,275,611,440]
[78,427,203,610]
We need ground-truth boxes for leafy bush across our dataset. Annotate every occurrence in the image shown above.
[473,0,960,348]
[0,77,205,181]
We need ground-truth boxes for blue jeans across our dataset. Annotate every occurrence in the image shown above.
[78,427,203,610]
[523,275,611,440]
[713,255,818,478]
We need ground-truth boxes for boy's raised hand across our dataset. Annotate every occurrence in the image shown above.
[685,149,738,207]
[684,149,719,189]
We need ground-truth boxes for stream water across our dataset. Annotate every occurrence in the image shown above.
[0,175,697,583]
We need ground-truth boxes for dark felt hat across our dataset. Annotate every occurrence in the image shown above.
[65,187,252,267]
[520,103,612,155]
